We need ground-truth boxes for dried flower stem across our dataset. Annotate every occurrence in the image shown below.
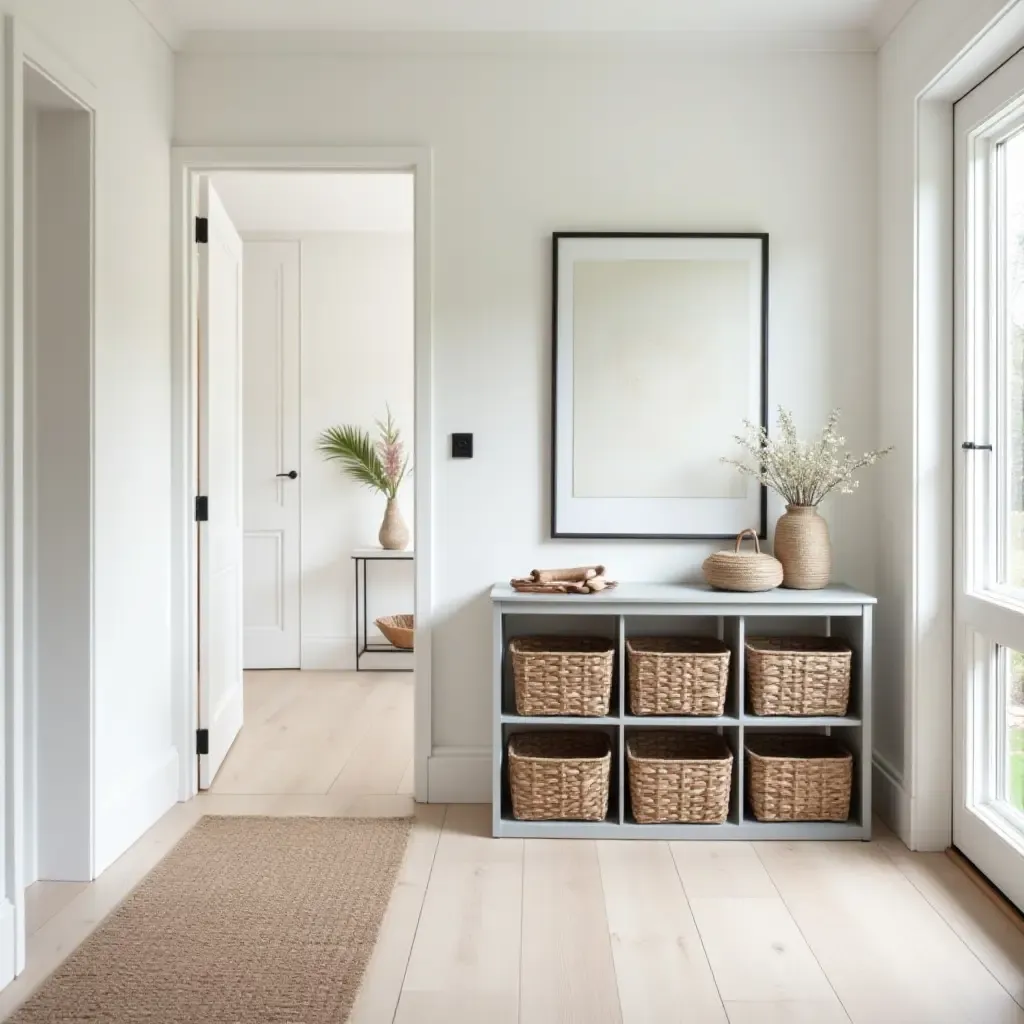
[723,407,891,507]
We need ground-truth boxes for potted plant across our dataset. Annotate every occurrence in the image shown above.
[316,408,412,550]
[723,408,891,589]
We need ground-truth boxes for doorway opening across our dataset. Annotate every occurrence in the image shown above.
[184,166,421,804]
[22,61,95,889]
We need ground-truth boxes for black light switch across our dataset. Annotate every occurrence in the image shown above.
[452,433,474,458]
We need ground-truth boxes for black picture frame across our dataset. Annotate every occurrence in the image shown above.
[550,231,769,540]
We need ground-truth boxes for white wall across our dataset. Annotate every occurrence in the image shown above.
[4,0,176,894]
[297,233,415,669]
[176,49,878,788]
[875,0,1021,846]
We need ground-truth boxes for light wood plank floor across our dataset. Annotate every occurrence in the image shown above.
[5,671,1024,1022]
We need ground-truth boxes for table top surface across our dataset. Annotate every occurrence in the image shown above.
[352,547,415,559]
[490,581,875,604]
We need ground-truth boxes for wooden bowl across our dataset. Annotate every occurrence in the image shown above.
[375,614,414,650]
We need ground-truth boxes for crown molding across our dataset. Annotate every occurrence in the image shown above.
[178,27,877,56]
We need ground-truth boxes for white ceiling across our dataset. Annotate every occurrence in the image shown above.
[210,172,414,235]
[133,0,920,49]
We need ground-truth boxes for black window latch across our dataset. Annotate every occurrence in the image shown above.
[962,441,993,451]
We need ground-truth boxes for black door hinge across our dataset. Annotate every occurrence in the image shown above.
[196,728,209,756]
[962,441,993,451]
[195,216,209,244]
[195,495,209,522]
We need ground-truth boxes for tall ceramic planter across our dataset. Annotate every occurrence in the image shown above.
[774,505,831,590]
[379,498,410,551]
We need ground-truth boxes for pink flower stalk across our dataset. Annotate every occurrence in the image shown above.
[377,436,405,487]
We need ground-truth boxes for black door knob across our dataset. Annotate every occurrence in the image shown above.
[276,470,299,480]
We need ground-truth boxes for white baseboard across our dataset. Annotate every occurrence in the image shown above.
[301,635,355,671]
[301,635,414,673]
[873,752,912,846]
[94,747,179,876]
[427,746,490,803]
[0,899,15,989]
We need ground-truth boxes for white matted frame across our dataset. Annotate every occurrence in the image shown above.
[171,147,433,804]
[551,232,768,540]
[1,14,98,980]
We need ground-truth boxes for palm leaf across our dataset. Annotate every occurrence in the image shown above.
[316,425,390,494]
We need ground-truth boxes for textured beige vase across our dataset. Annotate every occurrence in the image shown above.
[774,504,831,590]
[379,498,410,551]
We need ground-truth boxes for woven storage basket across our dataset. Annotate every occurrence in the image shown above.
[508,732,611,821]
[627,731,733,824]
[510,636,615,717]
[627,637,730,716]
[746,734,852,822]
[746,636,852,716]
[375,614,414,650]
[702,529,784,593]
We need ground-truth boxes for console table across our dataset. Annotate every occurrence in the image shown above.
[352,548,414,672]
[491,582,875,840]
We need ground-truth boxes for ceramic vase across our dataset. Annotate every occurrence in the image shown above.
[379,498,410,551]
[773,504,831,590]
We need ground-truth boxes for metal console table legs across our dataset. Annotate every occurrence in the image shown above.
[352,549,415,672]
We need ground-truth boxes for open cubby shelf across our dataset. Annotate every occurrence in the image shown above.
[491,581,875,841]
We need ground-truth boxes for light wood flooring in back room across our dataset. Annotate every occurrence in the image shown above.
[5,669,1024,1023]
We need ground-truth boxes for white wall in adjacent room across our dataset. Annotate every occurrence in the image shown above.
[176,48,878,792]
[221,171,416,670]
[298,232,415,669]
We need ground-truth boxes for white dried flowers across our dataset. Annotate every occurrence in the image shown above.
[723,408,892,508]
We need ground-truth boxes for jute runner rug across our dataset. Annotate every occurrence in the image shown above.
[10,815,411,1023]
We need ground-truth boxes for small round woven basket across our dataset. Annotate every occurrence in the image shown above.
[375,614,414,650]
[702,529,784,593]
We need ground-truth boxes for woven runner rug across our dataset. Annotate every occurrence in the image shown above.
[10,815,411,1023]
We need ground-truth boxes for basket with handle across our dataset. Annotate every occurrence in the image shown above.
[702,529,784,593]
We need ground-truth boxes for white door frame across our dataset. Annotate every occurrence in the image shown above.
[171,147,433,803]
[2,14,97,979]
[880,4,1024,853]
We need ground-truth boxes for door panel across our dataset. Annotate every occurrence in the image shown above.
[197,178,245,788]
[954,49,1024,913]
[242,242,301,669]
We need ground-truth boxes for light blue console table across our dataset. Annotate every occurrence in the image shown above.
[491,582,876,840]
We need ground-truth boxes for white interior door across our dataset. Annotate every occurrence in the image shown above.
[242,242,301,669]
[197,178,245,788]
[954,50,1024,913]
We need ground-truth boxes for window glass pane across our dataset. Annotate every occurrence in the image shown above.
[1011,649,1024,813]
[1002,128,1024,589]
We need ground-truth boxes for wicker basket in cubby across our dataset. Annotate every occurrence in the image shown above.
[746,734,852,822]
[510,636,615,717]
[745,636,852,716]
[627,637,730,716]
[508,732,611,821]
[626,731,733,824]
